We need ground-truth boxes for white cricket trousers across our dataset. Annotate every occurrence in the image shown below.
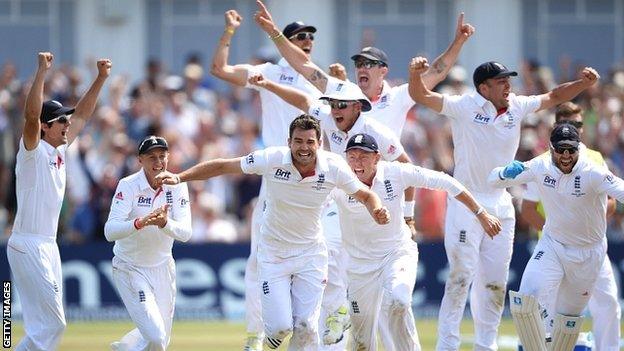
[437,192,515,351]
[7,233,66,351]
[349,242,421,351]
[520,234,606,329]
[259,242,328,350]
[587,255,621,351]
[112,256,176,351]
[245,179,266,335]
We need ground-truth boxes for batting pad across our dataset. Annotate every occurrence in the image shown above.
[509,291,548,351]
[549,313,583,351]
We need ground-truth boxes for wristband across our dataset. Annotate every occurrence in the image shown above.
[474,207,485,216]
[498,170,505,180]
[403,200,415,218]
[270,32,285,41]
[225,27,235,35]
[133,218,144,230]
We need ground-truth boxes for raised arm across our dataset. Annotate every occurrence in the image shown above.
[408,57,445,113]
[23,52,53,150]
[351,188,390,225]
[156,157,244,185]
[210,10,251,86]
[248,73,313,112]
[253,0,329,92]
[536,67,599,112]
[420,13,474,90]
[67,59,111,144]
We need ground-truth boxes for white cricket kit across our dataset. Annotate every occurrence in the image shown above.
[7,138,67,351]
[326,77,416,137]
[245,58,322,337]
[240,147,365,350]
[104,169,192,351]
[334,161,465,350]
[522,149,621,351]
[436,91,541,351]
[490,155,624,318]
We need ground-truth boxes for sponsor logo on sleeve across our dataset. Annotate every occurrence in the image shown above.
[246,153,255,164]
[605,173,615,184]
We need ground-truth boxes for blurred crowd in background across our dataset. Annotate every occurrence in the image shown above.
[1,53,624,245]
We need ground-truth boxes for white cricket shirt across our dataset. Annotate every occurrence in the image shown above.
[240,147,365,258]
[489,155,624,246]
[441,91,541,194]
[104,169,192,267]
[246,58,322,147]
[334,161,464,261]
[12,138,67,238]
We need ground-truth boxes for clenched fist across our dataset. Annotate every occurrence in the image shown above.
[97,59,112,78]
[373,207,390,225]
[225,10,242,30]
[579,67,600,86]
[38,52,53,71]
[409,57,429,75]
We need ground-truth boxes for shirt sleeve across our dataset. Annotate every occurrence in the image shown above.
[369,122,404,161]
[244,63,268,91]
[593,168,624,202]
[522,182,541,202]
[160,183,193,242]
[15,138,40,189]
[240,148,270,175]
[399,163,465,197]
[308,102,332,124]
[395,83,417,108]
[333,157,366,195]
[514,94,541,121]
[440,94,466,120]
[104,180,137,241]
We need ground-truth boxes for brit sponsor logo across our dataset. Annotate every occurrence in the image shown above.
[278,74,294,85]
[473,113,490,124]
[376,95,389,109]
[274,168,291,181]
[137,196,152,207]
[331,132,343,145]
[543,175,557,188]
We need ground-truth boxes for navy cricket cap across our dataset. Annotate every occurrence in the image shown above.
[345,133,379,153]
[351,47,389,66]
[138,135,169,155]
[282,21,316,39]
[550,123,580,148]
[473,61,518,88]
[40,100,75,123]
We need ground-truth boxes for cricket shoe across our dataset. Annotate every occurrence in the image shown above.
[243,333,263,351]
[322,306,351,345]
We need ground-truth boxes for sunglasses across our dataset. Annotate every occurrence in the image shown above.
[551,144,579,154]
[556,120,583,129]
[354,60,384,69]
[290,32,314,41]
[48,115,70,124]
[327,100,356,110]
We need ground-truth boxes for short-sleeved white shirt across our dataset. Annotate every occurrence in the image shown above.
[333,161,464,261]
[12,138,67,238]
[105,170,192,267]
[326,78,415,137]
[490,155,624,246]
[441,91,541,194]
[247,58,322,147]
[308,103,404,161]
[240,147,364,258]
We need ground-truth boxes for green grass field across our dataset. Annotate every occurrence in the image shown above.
[6,319,541,350]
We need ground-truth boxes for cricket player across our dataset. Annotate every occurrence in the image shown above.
[105,135,192,351]
[408,56,600,351]
[488,123,624,351]
[210,9,324,349]
[520,103,621,351]
[335,133,501,351]
[6,52,110,351]
[156,115,390,350]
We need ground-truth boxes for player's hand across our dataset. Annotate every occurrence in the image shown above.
[97,59,112,78]
[329,63,348,81]
[454,12,475,43]
[405,217,418,241]
[373,207,390,225]
[477,211,502,239]
[254,0,278,35]
[225,10,242,30]
[247,73,269,87]
[580,67,600,86]
[151,204,170,228]
[38,52,53,71]
[409,57,429,75]
[155,171,181,186]
[501,160,525,179]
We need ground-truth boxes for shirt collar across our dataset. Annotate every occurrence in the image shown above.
[139,168,155,191]
[469,90,489,108]
[371,160,386,186]
[40,139,64,156]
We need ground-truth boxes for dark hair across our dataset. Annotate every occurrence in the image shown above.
[289,114,321,140]
[555,102,583,123]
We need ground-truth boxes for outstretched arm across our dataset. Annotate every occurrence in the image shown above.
[351,188,390,225]
[67,59,111,144]
[408,57,445,113]
[420,13,474,90]
[536,67,599,112]
[23,52,53,150]
[253,0,329,92]
[210,10,251,86]
[157,157,244,185]
[248,73,313,112]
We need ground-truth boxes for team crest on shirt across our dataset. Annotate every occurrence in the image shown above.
[473,113,490,124]
[571,175,586,197]
[312,174,326,190]
[136,196,152,207]
[376,95,389,109]
[347,195,358,204]
[246,153,255,164]
[542,175,557,188]
[501,111,517,129]
[383,180,398,201]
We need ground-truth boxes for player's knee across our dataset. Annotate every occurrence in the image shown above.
[264,328,292,349]
[45,318,66,338]
[445,271,471,296]
[143,329,167,349]
[390,284,412,314]
[484,282,506,309]
[292,321,317,346]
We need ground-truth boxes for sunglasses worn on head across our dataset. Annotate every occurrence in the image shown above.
[552,144,579,154]
[328,100,356,110]
[290,32,314,41]
[556,120,583,129]
[354,60,383,69]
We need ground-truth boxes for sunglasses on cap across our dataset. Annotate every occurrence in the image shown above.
[354,59,384,69]
[327,100,357,110]
[556,120,583,129]
[551,143,579,155]
[48,115,71,124]
[290,32,314,41]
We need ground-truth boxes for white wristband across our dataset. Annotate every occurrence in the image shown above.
[403,200,415,218]
[474,207,484,216]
